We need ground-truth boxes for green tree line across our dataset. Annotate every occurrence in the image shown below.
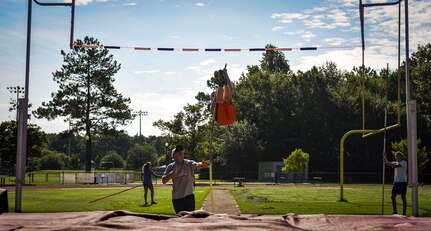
[1,38,430,182]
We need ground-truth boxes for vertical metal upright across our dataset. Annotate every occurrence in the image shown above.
[15,0,33,213]
[16,0,75,212]
[404,0,418,217]
[359,0,417,216]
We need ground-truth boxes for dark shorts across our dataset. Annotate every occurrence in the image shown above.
[143,183,153,190]
[172,194,195,214]
[215,103,236,125]
[392,182,407,195]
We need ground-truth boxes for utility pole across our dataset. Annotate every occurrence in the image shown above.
[133,111,148,144]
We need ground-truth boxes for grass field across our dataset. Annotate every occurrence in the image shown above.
[5,184,431,216]
[7,186,209,215]
[230,185,431,217]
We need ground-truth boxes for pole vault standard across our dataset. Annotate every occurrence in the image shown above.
[340,0,403,203]
[16,0,75,213]
[341,0,418,217]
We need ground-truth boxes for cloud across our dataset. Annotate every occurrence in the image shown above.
[284,30,304,36]
[301,31,316,41]
[133,70,159,75]
[303,6,328,15]
[341,0,356,7]
[283,30,316,41]
[195,3,205,7]
[200,59,216,66]
[272,3,353,30]
[361,0,431,51]
[124,2,137,6]
[221,35,241,41]
[272,26,284,31]
[271,13,309,24]
[303,9,351,29]
[127,90,200,135]
[64,0,113,5]
[292,47,399,73]
[65,0,92,5]
[328,9,350,27]
[164,71,180,75]
[324,37,347,46]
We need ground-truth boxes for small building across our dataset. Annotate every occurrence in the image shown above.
[258,161,308,183]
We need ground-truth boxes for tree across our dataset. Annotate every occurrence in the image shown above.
[93,129,132,161]
[410,43,431,128]
[218,120,264,178]
[260,44,292,74]
[68,153,81,170]
[46,131,81,157]
[100,151,125,169]
[39,150,69,170]
[282,148,310,183]
[126,143,158,170]
[0,121,48,170]
[33,36,134,172]
[153,94,211,162]
[391,139,429,173]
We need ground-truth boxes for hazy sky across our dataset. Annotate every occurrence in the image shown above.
[0,0,430,136]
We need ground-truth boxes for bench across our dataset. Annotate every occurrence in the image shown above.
[233,177,246,187]
[312,176,322,185]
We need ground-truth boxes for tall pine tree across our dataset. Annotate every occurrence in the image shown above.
[34,36,133,171]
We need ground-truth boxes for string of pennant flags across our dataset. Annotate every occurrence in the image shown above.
[72,44,360,52]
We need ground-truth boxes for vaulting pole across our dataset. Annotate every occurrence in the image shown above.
[209,110,215,213]
[382,63,389,215]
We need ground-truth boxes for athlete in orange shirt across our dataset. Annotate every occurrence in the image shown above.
[209,66,236,125]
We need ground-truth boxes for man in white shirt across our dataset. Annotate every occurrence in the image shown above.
[162,145,210,214]
[384,151,407,216]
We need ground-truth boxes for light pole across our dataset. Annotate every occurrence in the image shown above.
[85,134,91,172]
[6,86,25,122]
[133,111,148,144]
[68,120,71,156]
[165,142,169,166]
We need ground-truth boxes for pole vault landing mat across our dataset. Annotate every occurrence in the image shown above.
[1,210,430,231]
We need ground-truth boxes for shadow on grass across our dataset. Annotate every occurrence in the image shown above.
[139,204,151,207]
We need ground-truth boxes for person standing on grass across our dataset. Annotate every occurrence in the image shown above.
[141,162,160,205]
[162,145,210,214]
[384,151,407,216]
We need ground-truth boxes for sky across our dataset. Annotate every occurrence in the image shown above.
[0,0,430,137]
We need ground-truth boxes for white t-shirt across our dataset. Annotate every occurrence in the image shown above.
[393,160,407,182]
[163,159,196,200]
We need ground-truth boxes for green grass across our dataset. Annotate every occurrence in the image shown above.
[7,184,431,216]
[8,186,209,215]
[230,185,431,217]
